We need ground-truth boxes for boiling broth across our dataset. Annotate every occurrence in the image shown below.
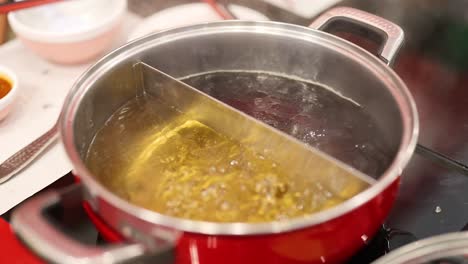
[86,71,391,223]
[181,71,392,178]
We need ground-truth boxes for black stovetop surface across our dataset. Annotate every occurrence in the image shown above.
[3,1,468,263]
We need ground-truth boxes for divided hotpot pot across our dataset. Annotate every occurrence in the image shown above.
[11,7,418,264]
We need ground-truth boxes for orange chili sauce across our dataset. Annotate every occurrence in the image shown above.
[0,75,12,99]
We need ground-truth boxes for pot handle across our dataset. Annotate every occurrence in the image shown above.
[11,184,175,264]
[310,7,404,65]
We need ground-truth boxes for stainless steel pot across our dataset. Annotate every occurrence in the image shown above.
[11,7,419,264]
[373,231,468,264]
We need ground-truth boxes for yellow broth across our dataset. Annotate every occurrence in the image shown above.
[86,96,369,223]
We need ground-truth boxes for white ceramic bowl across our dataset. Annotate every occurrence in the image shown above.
[0,66,18,121]
[8,0,127,64]
[128,3,269,41]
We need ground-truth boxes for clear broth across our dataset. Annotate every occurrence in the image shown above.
[86,71,391,223]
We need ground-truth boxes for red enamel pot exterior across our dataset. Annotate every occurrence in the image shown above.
[84,178,399,264]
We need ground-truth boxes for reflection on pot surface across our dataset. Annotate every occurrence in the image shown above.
[86,71,390,223]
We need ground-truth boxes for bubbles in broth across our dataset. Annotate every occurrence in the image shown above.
[181,71,392,177]
[86,71,391,223]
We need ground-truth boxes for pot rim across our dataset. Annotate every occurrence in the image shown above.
[372,231,468,264]
[60,20,419,235]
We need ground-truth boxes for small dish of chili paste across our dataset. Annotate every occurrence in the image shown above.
[0,66,18,121]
